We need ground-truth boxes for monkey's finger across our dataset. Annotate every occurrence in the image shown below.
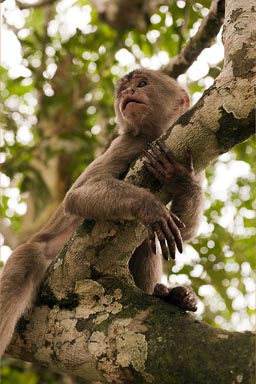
[158,218,177,259]
[162,225,176,259]
[143,151,167,177]
[157,141,179,167]
[159,238,169,261]
[143,161,165,182]
[153,224,169,260]
[150,239,156,254]
[170,212,186,229]
[167,217,183,254]
[143,149,164,168]
[148,142,162,155]
[167,237,176,260]
[183,146,194,172]
[148,143,171,170]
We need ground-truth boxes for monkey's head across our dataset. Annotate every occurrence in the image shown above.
[114,68,190,139]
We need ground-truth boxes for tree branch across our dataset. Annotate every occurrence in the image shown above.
[8,275,256,383]
[164,0,225,78]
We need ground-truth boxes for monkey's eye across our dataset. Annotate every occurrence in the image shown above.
[137,80,147,88]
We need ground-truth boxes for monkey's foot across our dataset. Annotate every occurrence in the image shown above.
[153,283,198,312]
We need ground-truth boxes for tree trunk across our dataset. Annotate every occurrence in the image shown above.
[6,0,256,382]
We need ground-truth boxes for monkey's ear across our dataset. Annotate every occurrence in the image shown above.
[180,89,190,111]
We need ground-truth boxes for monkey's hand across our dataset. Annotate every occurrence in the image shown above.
[138,202,184,260]
[153,283,198,312]
[143,141,197,194]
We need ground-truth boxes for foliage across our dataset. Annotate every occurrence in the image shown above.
[0,361,38,384]
[0,358,81,383]
[0,0,255,381]
[165,137,255,330]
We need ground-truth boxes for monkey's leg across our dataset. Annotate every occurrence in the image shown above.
[153,283,198,312]
[0,242,50,356]
[129,240,197,311]
[129,239,163,295]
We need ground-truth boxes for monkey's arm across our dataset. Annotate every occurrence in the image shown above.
[143,142,204,242]
[64,175,184,260]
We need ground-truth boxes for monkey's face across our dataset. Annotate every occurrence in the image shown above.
[115,69,190,138]
[114,72,151,135]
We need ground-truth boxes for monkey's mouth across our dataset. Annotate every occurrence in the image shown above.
[122,97,144,112]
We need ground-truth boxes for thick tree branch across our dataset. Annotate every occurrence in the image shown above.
[164,0,225,78]
[8,275,256,384]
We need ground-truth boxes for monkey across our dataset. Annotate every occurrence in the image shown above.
[0,68,204,356]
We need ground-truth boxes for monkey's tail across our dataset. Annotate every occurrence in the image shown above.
[0,242,50,357]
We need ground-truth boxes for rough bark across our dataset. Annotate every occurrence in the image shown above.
[6,0,256,383]
[8,273,256,384]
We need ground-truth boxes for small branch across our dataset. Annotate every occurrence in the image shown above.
[16,0,56,10]
[90,0,174,31]
[164,0,225,78]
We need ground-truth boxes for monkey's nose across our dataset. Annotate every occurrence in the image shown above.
[122,87,135,95]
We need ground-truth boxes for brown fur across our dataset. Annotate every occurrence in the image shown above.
[0,69,203,356]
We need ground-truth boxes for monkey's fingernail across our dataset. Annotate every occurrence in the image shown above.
[143,150,152,158]
[150,239,156,253]
[163,250,169,261]
[177,243,183,254]
[149,143,160,151]
[173,215,186,228]
[157,141,168,151]
[151,245,156,254]
[178,217,185,225]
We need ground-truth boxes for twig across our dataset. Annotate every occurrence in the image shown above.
[16,0,56,10]
[163,0,225,78]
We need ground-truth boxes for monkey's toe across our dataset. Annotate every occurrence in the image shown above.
[166,286,198,312]
[153,283,170,297]
[154,284,198,312]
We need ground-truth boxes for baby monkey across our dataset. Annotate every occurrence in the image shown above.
[0,69,204,356]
